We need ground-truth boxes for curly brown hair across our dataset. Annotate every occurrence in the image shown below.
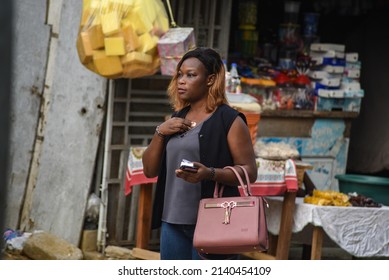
[167,47,228,112]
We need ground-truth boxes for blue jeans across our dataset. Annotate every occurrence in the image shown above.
[160,222,240,260]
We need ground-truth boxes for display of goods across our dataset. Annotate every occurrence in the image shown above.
[157,27,196,76]
[304,189,351,207]
[293,87,315,110]
[303,13,319,37]
[76,0,169,79]
[273,86,295,110]
[348,194,381,208]
[254,141,299,160]
[278,23,301,48]
[241,77,275,105]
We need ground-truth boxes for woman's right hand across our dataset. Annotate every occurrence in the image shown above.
[158,117,193,136]
[142,117,193,178]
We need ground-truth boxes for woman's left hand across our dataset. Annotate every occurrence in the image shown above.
[175,162,211,184]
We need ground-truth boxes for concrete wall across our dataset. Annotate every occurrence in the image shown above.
[6,0,50,231]
[5,0,107,245]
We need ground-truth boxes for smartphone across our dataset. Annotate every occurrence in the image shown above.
[179,159,198,173]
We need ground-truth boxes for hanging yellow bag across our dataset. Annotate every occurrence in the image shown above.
[76,0,169,79]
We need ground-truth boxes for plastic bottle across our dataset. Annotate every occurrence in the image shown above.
[230,63,239,80]
[230,63,241,93]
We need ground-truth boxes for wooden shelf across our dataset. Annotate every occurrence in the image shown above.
[261,110,359,119]
[258,110,358,138]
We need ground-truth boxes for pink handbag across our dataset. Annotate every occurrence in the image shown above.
[193,166,269,255]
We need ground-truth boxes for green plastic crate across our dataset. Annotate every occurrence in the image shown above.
[335,174,389,206]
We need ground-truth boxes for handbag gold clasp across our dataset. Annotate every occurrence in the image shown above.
[221,201,236,224]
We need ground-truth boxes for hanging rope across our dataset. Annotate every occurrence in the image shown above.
[165,0,177,27]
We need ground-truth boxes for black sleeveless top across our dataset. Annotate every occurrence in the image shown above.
[151,104,247,229]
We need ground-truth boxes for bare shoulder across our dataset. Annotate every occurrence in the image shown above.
[228,115,250,140]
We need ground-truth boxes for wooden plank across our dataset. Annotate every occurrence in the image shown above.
[207,0,217,48]
[107,184,120,244]
[193,0,201,44]
[261,110,359,119]
[242,252,276,260]
[267,233,278,256]
[177,0,185,25]
[129,112,168,117]
[259,113,354,138]
[115,150,128,241]
[187,0,193,25]
[313,111,359,119]
[275,191,297,260]
[131,248,160,260]
[219,0,233,59]
[127,122,162,127]
[254,192,296,260]
[259,117,314,137]
[136,183,153,249]
[311,227,324,260]
[127,185,140,242]
[129,98,169,104]
[130,90,168,96]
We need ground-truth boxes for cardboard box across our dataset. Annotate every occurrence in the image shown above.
[315,89,363,112]
[157,27,196,76]
[310,43,345,52]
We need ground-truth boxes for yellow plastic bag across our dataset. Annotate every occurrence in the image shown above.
[76,0,169,79]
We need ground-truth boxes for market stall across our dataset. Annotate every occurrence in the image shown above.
[92,0,389,255]
[224,0,366,192]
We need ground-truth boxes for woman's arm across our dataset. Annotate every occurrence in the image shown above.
[142,117,193,178]
[142,130,165,178]
[212,115,257,185]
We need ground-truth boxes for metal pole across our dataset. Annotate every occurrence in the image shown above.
[97,79,114,253]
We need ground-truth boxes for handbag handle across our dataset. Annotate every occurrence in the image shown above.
[233,165,253,196]
[213,166,251,198]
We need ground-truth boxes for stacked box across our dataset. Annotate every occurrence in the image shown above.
[315,89,363,112]
[308,43,364,112]
[157,27,196,76]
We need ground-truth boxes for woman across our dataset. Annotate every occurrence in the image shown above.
[142,47,257,260]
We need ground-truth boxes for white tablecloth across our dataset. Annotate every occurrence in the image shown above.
[266,197,389,257]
